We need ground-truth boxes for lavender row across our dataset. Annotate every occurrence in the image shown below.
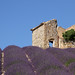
[3,46,33,71]
[22,46,67,74]
[2,46,75,75]
[4,62,35,75]
[64,48,75,54]
[46,47,75,66]
[68,62,75,74]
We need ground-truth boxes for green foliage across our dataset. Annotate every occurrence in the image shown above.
[65,59,75,67]
[62,29,75,42]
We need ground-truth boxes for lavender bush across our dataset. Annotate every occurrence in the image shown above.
[3,46,32,71]
[46,47,75,67]
[0,46,74,75]
[68,62,75,74]
[23,46,66,74]
[4,62,35,75]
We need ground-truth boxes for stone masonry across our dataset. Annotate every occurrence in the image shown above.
[31,19,75,49]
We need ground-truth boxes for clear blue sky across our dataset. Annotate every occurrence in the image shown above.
[0,0,75,50]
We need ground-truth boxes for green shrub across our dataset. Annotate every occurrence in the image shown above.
[62,29,75,42]
[65,59,75,67]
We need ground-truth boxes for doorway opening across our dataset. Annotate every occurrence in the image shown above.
[49,41,53,47]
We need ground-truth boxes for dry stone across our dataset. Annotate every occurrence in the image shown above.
[31,19,75,49]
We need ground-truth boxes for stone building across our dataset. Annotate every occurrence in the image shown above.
[31,19,75,49]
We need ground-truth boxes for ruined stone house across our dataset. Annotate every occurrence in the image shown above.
[31,19,75,49]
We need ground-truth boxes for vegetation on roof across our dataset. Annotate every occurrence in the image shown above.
[62,29,75,42]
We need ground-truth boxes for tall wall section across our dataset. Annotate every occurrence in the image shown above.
[32,23,46,49]
[44,19,59,49]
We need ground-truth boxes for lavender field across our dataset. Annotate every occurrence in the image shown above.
[0,46,75,75]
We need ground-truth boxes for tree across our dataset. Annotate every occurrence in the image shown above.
[62,29,75,42]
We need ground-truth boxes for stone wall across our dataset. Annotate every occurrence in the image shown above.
[57,26,65,38]
[31,19,75,49]
[66,25,75,31]
[59,38,75,48]
[57,25,75,48]
[32,24,46,49]
[31,19,59,49]
[44,19,59,49]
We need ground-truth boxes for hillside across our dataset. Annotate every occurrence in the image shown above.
[0,46,75,75]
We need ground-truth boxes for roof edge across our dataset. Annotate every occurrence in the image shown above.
[30,22,44,31]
